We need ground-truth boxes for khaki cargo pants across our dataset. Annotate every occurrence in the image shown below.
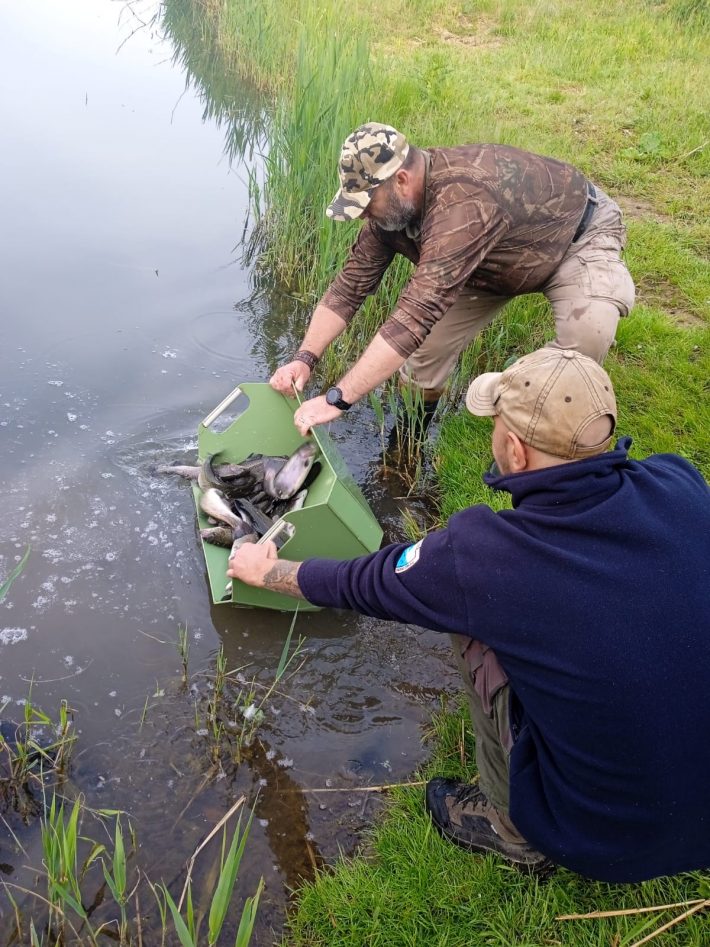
[400,188,636,395]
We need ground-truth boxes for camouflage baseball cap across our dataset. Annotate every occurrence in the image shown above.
[326,123,410,221]
[466,348,617,460]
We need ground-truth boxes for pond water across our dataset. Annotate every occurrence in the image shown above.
[0,1,458,939]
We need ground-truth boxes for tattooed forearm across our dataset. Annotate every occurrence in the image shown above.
[262,561,305,598]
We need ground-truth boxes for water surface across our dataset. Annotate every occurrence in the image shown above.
[0,2,457,938]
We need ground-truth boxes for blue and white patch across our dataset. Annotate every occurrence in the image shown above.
[395,539,423,574]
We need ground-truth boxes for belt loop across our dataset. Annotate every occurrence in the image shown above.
[587,181,598,205]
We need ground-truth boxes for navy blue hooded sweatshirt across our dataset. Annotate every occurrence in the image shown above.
[298,439,710,882]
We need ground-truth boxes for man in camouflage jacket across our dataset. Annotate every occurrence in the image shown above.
[270,123,635,436]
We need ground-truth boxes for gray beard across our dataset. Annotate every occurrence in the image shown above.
[377,197,418,232]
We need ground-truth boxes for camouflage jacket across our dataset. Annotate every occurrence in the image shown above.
[320,144,589,357]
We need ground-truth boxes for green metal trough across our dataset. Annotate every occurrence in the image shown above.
[194,382,383,611]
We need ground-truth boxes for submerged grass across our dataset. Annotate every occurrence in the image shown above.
[4,789,263,946]
[0,634,284,945]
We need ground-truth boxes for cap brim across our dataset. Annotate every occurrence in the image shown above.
[465,372,502,416]
[326,187,372,222]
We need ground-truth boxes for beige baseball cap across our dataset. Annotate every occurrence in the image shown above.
[466,348,617,459]
[326,123,409,222]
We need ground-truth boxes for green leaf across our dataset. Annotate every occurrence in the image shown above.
[208,809,255,943]
[0,546,30,602]
[275,610,298,680]
[102,862,120,904]
[112,817,126,901]
[53,881,87,919]
[65,798,82,878]
[163,885,197,947]
[81,842,107,880]
[234,878,264,947]
[186,883,196,939]
[638,130,662,154]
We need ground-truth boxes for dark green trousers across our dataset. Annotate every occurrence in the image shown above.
[450,633,513,813]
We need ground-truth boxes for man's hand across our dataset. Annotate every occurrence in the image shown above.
[292,395,343,436]
[270,360,311,395]
[227,540,278,584]
[227,540,305,599]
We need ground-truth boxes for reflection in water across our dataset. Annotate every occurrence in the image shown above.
[159,0,318,380]
[160,0,268,166]
[248,739,323,891]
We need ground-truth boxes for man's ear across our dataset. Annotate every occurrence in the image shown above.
[506,430,529,473]
[394,166,413,195]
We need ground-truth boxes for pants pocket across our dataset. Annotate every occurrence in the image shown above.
[461,639,509,717]
[578,253,635,317]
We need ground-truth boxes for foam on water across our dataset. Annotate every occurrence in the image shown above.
[0,628,28,646]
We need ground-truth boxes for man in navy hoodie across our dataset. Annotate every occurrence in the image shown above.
[227,349,710,882]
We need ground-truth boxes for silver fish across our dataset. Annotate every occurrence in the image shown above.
[265,442,319,500]
[261,457,285,497]
[199,488,244,531]
[230,531,258,554]
[154,464,201,479]
[156,462,259,482]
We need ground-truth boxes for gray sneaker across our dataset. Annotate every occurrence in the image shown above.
[425,778,554,873]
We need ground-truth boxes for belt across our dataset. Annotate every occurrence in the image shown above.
[572,182,598,243]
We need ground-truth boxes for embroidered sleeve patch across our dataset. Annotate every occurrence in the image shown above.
[395,539,423,574]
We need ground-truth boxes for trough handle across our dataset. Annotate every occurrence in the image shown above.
[200,386,243,429]
[257,517,291,547]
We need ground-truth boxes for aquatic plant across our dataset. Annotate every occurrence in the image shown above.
[0,693,76,819]
[157,804,263,947]
[177,624,190,687]
[2,792,263,946]
[194,612,306,765]
[0,545,30,603]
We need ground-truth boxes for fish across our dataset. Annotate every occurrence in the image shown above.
[155,461,262,482]
[265,442,319,500]
[154,464,201,479]
[286,488,308,513]
[200,525,234,547]
[198,453,224,492]
[231,531,258,550]
[199,488,244,531]
[160,444,319,568]
[234,497,276,537]
[200,520,257,548]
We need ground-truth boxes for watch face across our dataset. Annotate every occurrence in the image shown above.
[326,386,342,407]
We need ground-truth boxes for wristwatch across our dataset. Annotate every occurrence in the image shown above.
[325,386,352,411]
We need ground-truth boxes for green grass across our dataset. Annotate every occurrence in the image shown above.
[161,0,709,387]
[160,0,710,942]
[286,703,710,946]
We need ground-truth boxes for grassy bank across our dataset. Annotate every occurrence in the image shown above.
[162,0,709,942]
[288,702,710,946]
[163,0,709,467]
